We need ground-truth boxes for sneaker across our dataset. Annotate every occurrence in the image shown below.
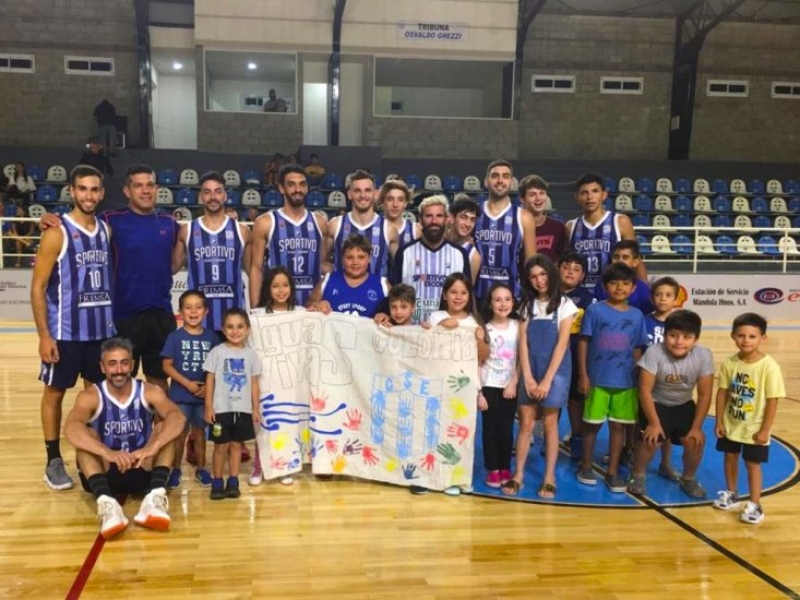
[166,469,181,490]
[195,469,213,486]
[604,473,627,494]
[240,445,251,463]
[279,476,294,486]
[576,467,598,486]
[740,501,764,525]
[226,477,241,498]
[443,486,461,497]
[499,470,512,485]
[627,473,646,495]
[713,490,741,511]
[658,463,682,482]
[44,458,74,491]
[210,481,226,500]
[133,488,170,530]
[485,470,502,488]
[680,478,707,499]
[409,485,429,495]
[248,466,264,487]
[97,495,128,539]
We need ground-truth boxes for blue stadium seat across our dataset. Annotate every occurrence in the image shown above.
[176,188,197,205]
[225,189,240,206]
[713,214,732,228]
[751,196,768,214]
[757,235,781,255]
[749,179,765,195]
[603,197,613,211]
[603,177,617,193]
[753,215,771,229]
[633,195,653,212]
[632,214,650,227]
[712,179,728,195]
[36,185,58,203]
[636,234,652,255]
[673,195,692,213]
[50,204,70,216]
[674,178,691,194]
[404,175,423,190]
[263,190,282,207]
[785,180,800,195]
[712,196,731,213]
[320,173,344,191]
[636,178,654,193]
[715,235,737,255]
[28,165,44,182]
[373,174,384,188]
[793,216,800,229]
[673,214,691,228]
[444,175,461,193]
[242,170,261,187]
[306,190,326,208]
[157,169,177,185]
[672,235,693,255]
[788,197,800,213]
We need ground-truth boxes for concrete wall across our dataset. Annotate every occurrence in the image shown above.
[0,0,140,148]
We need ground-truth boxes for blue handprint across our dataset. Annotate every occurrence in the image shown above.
[402,463,419,480]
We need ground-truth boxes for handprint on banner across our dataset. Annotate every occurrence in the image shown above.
[270,432,288,451]
[362,445,379,466]
[385,458,398,473]
[446,423,470,445]
[449,397,469,419]
[288,456,301,469]
[451,464,466,483]
[343,408,362,431]
[309,440,324,459]
[402,463,419,480]
[343,438,363,456]
[309,390,328,412]
[332,455,347,473]
[420,453,436,471]
[269,456,288,470]
[324,439,338,454]
[308,402,347,436]
[437,442,461,465]
[447,370,470,393]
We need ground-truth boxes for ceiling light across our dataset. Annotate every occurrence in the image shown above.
[247,62,257,70]
[173,62,183,70]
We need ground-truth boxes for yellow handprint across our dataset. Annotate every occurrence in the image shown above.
[449,397,469,419]
[332,455,347,473]
[385,458,398,473]
[270,432,287,451]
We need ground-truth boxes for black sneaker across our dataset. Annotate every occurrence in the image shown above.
[409,485,429,495]
[226,477,241,498]
[210,483,226,500]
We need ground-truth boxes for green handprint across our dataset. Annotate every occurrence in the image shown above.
[437,442,461,465]
[447,370,470,393]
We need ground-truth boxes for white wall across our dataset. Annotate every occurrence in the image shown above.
[153,73,198,149]
[376,86,484,117]
[340,61,364,145]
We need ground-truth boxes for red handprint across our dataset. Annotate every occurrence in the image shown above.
[446,423,470,445]
[420,453,436,471]
[269,456,288,470]
[362,446,379,466]
[343,408,362,431]
[310,391,328,412]
[324,439,339,454]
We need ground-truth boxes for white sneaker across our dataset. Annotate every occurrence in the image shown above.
[133,487,170,531]
[713,490,741,511]
[740,501,764,525]
[97,495,128,539]
[248,466,264,487]
[443,486,461,497]
[279,476,294,486]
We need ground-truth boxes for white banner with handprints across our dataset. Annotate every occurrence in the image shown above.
[249,312,479,490]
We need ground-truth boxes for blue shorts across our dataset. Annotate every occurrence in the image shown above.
[178,403,206,430]
[39,340,104,389]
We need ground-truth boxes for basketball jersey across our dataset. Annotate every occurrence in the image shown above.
[187,216,245,332]
[474,202,524,299]
[333,213,391,276]
[393,239,469,324]
[320,271,390,318]
[396,219,417,249]
[567,211,621,290]
[266,208,323,306]
[46,215,115,341]
[89,379,154,452]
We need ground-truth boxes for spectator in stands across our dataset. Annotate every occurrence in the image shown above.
[78,137,114,178]
[93,99,118,156]
[8,204,36,267]
[0,164,9,196]
[519,174,564,262]
[263,153,282,189]
[7,162,36,205]
[263,89,288,113]
[304,153,325,184]
[244,207,259,223]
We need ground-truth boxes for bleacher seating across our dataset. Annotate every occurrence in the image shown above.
[655,177,672,193]
[694,215,712,229]
[732,196,750,213]
[749,180,765,195]
[734,215,752,230]
[47,165,67,183]
[424,175,443,191]
[618,177,635,193]
[716,235,737,255]
[694,196,713,213]
[674,195,692,213]
[225,189,240,206]
[179,169,199,186]
[713,214,732,228]
[176,188,197,205]
[223,170,241,188]
[603,177,616,193]
[712,196,730,213]
[736,235,758,255]
[463,175,482,192]
[757,235,781,255]
[320,172,344,191]
[328,190,347,209]
[672,235,693,255]
[751,197,768,213]
[36,185,57,203]
[696,235,718,254]
[402,210,416,223]
[778,235,799,255]
[675,178,691,193]
[634,195,653,212]
[28,165,43,182]
[774,215,792,229]
[306,190,326,208]
[2,164,14,179]
[157,169,177,185]
[443,176,461,193]
[730,179,747,194]
[615,194,633,212]
[510,177,520,193]
[654,195,674,212]
[789,198,800,213]
[632,214,650,227]
[694,178,710,194]
[156,188,173,205]
[673,214,691,228]
[28,203,46,219]
[766,179,783,195]
[59,185,72,203]
[785,180,799,195]
[636,178,654,193]
[173,207,193,221]
[636,234,651,255]
[243,170,261,187]
[404,175,423,191]
[712,179,728,194]
[753,215,771,229]
[242,189,261,207]
[770,197,789,214]
[651,234,675,254]
[652,214,671,228]
[263,190,282,207]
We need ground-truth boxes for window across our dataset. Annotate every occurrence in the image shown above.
[374,57,514,119]
[532,75,575,94]
[65,56,115,75]
[600,77,643,95]
[204,49,297,114]
[706,79,749,97]
[772,82,800,99]
[0,54,35,73]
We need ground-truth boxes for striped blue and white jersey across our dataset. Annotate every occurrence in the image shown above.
[473,202,524,299]
[89,379,154,452]
[266,208,324,306]
[567,211,621,290]
[332,213,392,277]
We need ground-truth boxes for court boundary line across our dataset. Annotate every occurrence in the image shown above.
[65,534,105,600]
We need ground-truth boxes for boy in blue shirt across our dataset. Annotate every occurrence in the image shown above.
[577,263,648,492]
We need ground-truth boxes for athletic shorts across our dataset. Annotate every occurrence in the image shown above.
[116,309,176,380]
[209,412,255,445]
[79,465,151,496]
[716,436,769,464]
[638,401,696,445]
[39,339,104,389]
[583,386,638,424]
[177,403,206,430]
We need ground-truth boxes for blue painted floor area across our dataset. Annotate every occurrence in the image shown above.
[471,414,799,508]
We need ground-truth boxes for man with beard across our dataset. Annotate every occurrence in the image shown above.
[32,164,117,491]
[326,169,399,277]
[380,195,470,324]
[65,337,186,539]
[250,164,328,307]
[173,171,252,334]
[473,159,537,304]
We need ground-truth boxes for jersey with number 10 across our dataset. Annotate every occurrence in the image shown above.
[266,208,323,306]
[187,216,245,332]
[46,215,115,341]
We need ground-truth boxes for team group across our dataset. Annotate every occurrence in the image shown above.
[30,159,785,538]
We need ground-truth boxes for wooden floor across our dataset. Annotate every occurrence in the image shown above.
[0,322,799,599]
